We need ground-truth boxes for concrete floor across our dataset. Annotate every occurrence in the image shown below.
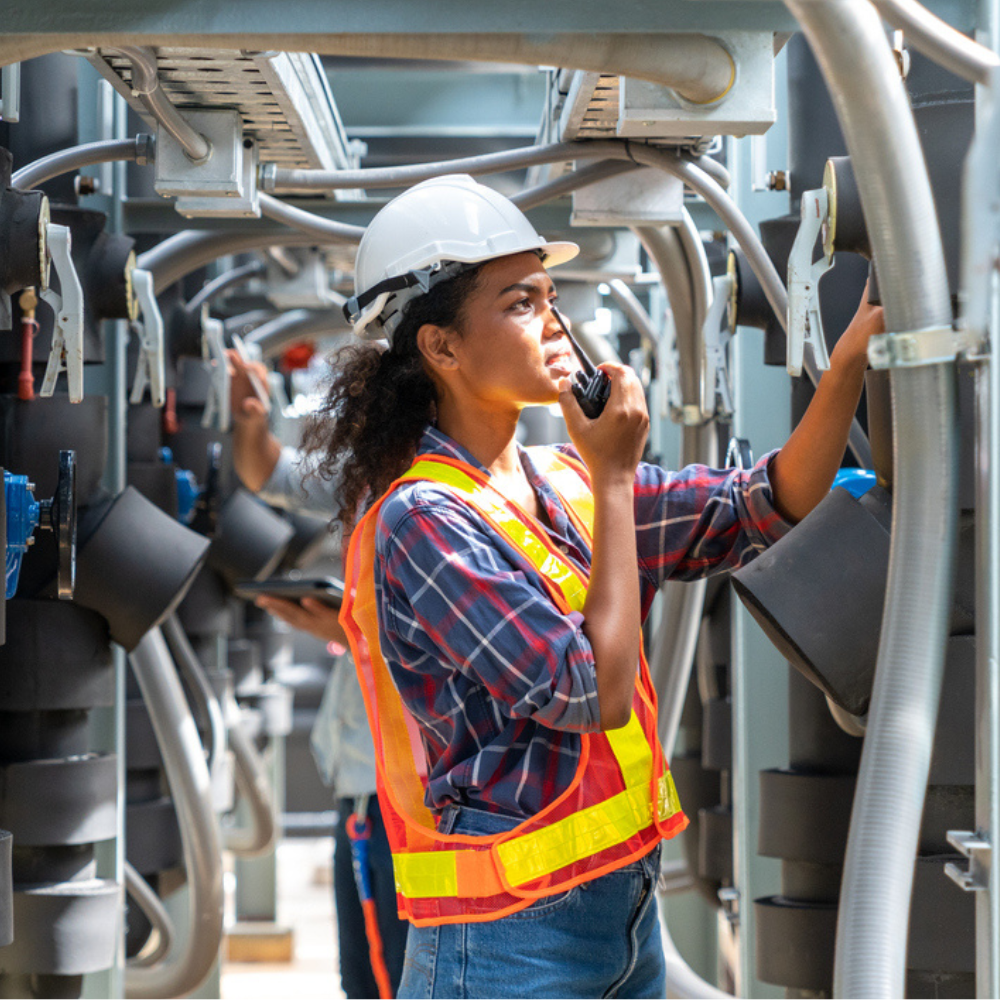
[222,838,346,1000]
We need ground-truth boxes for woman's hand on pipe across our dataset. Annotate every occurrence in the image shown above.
[829,284,885,376]
[769,284,885,523]
[254,595,349,646]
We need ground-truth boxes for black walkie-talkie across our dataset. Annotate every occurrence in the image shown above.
[550,306,611,419]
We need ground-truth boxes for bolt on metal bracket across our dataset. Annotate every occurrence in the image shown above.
[38,223,85,403]
[129,268,165,407]
[945,829,992,892]
[787,187,834,378]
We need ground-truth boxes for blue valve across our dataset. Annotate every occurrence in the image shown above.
[159,446,201,525]
[833,468,878,498]
[175,469,201,525]
[5,473,41,599]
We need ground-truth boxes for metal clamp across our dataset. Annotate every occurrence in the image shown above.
[787,187,834,378]
[867,325,969,370]
[38,223,85,403]
[945,830,991,892]
[201,316,231,433]
[702,273,736,419]
[129,268,166,407]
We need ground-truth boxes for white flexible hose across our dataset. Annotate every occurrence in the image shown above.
[785,3,958,996]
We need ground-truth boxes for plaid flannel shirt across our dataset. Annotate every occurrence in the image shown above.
[374,426,791,819]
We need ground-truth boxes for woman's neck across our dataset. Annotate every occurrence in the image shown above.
[435,397,522,478]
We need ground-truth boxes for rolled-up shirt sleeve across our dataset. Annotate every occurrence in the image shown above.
[633,448,794,586]
[376,488,602,734]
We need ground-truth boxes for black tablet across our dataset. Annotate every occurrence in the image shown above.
[234,576,345,608]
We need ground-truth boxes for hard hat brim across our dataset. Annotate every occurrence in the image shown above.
[539,241,579,269]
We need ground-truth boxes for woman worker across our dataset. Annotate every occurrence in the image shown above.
[310,174,882,999]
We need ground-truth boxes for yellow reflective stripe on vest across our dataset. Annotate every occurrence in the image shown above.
[605,711,652,791]
[393,850,459,899]
[497,783,653,887]
[402,459,588,613]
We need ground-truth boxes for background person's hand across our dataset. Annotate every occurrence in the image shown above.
[254,594,349,648]
[226,349,272,426]
[226,349,282,492]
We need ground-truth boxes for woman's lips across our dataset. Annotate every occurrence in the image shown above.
[546,352,575,376]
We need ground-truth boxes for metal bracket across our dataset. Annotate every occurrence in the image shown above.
[201,316,231,433]
[961,65,1000,351]
[787,187,834,378]
[945,830,992,892]
[37,223,85,404]
[703,273,736,420]
[0,64,21,123]
[658,308,683,422]
[868,324,971,370]
[717,886,740,925]
[129,268,166,407]
[265,249,341,310]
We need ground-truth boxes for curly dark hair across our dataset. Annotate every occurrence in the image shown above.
[302,264,485,533]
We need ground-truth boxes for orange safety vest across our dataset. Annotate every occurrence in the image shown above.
[340,447,687,926]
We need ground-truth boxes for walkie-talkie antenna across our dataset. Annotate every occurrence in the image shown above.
[550,304,596,377]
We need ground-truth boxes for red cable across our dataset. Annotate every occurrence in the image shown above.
[18,315,37,401]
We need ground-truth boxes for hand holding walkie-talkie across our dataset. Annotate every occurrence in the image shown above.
[550,305,611,419]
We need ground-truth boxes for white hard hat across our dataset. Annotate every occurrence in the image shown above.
[343,174,579,340]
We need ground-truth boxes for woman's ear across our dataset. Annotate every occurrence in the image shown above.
[416,323,460,373]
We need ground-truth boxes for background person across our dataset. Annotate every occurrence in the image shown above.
[229,352,408,999]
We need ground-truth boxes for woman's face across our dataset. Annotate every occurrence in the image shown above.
[432,251,579,409]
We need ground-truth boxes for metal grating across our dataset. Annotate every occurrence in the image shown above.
[85,48,356,172]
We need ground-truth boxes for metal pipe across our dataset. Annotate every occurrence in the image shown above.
[511,160,639,212]
[113,46,212,163]
[785,4,958,997]
[636,221,730,1000]
[124,860,175,968]
[870,0,999,85]
[185,260,267,314]
[307,33,736,105]
[126,627,224,999]
[264,139,630,193]
[258,192,367,242]
[138,230,337,295]
[224,700,277,857]
[162,614,226,789]
[634,226,702,410]
[11,135,153,190]
[243,308,348,358]
[678,208,714,345]
[605,279,659,354]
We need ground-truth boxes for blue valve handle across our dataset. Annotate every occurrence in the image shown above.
[5,473,40,599]
[833,468,878,498]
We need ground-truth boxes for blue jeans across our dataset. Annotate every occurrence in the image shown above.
[398,805,665,999]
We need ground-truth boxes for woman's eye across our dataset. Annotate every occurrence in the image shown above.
[508,298,531,312]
